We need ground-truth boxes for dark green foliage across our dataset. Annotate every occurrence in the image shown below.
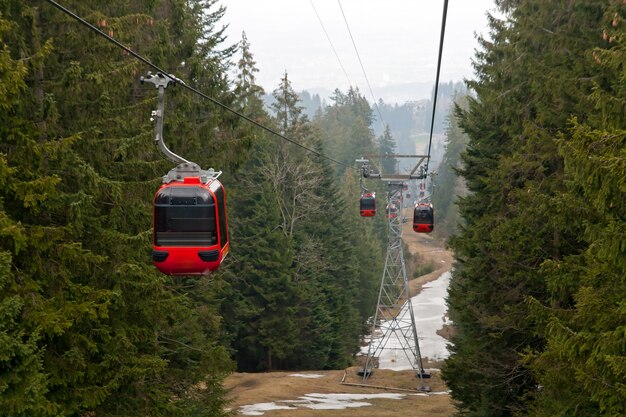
[443,1,625,416]
[378,125,397,174]
[524,122,626,417]
[0,252,49,417]
[233,31,265,120]
[315,87,377,177]
[219,70,383,372]
[228,176,300,370]
[431,96,469,238]
[1,0,237,415]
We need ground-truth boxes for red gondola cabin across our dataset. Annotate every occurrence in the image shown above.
[386,203,398,219]
[360,192,376,217]
[413,203,434,233]
[152,176,229,275]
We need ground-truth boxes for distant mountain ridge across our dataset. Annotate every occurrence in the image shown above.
[262,80,443,107]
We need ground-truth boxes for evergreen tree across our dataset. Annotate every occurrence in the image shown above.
[233,31,265,114]
[1,1,237,414]
[378,124,397,174]
[316,87,377,177]
[220,78,383,372]
[270,72,309,136]
[218,141,301,371]
[442,1,612,416]
[522,4,626,415]
[292,141,365,369]
[0,14,51,414]
[267,72,320,237]
[431,96,469,238]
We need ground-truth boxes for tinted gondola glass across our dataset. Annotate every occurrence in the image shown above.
[154,187,217,246]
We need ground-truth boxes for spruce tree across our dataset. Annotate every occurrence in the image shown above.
[233,31,265,117]
[0,14,51,414]
[378,125,397,175]
[316,87,378,176]
[522,4,626,414]
[2,1,237,414]
[431,96,469,238]
[442,1,611,415]
[218,142,301,371]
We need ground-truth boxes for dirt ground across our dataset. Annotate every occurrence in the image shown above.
[224,213,456,416]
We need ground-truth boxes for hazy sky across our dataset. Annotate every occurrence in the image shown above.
[222,0,497,102]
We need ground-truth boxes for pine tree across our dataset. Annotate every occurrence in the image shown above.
[220,78,384,372]
[267,72,321,237]
[292,141,365,368]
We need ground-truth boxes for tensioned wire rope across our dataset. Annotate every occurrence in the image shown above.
[44,0,351,170]
[337,0,387,130]
[425,0,449,172]
[309,0,353,89]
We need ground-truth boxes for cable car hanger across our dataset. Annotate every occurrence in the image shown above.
[357,159,371,193]
[140,72,221,184]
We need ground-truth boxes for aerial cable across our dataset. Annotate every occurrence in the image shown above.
[425,0,449,172]
[309,0,353,89]
[337,0,386,130]
[43,0,350,170]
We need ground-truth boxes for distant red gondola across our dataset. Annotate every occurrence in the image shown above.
[152,176,229,275]
[360,192,376,217]
[386,203,398,219]
[413,203,434,233]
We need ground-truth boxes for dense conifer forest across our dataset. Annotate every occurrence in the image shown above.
[442,1,626,416]
[0,0,624,416]
[0,0,388,414]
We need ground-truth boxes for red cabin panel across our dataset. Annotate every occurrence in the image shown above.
[413,223,434,233]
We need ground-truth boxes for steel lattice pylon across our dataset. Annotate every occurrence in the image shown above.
[361,183,430,390]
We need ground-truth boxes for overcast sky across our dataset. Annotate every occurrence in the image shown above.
[222,0,497,103]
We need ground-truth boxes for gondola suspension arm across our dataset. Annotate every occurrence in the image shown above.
[141,72,221,184]
[141,72,190,165]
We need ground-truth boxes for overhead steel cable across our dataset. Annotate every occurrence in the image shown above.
[44,0,350,169]
[309,0,353,89]
[337,0,386,129]
[425,0,449,172]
